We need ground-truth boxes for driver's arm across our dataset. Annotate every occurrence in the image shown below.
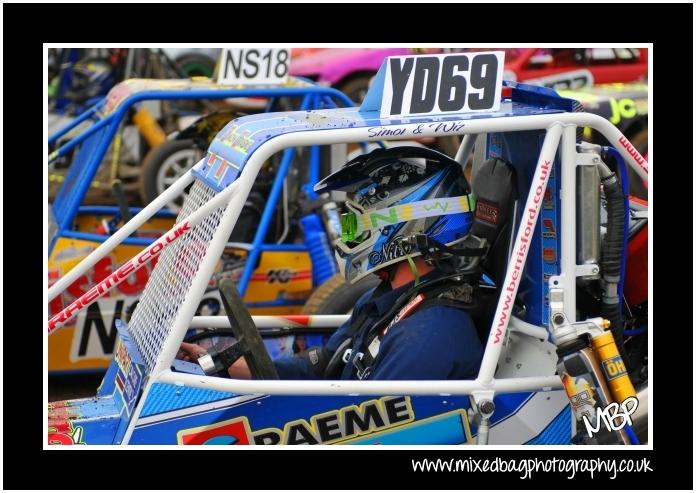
[227,357,252,379]
[227,287,375,379]
[270,287,375,379]
[224,347,328,379]
[224,311,357,380]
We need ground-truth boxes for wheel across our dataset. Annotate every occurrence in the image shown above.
[337,73,374,105]
[302,273,381,315]
[175,52,216,78]
[626,128,648,200]
[139,139,203,209]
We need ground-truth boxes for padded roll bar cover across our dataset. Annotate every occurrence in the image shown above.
[470,158,518,285]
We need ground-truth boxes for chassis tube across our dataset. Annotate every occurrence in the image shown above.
[155,370,563,396]
[190,314,350,329]
[48,100,103,145]
[455,133,477,165]
[561,125,578,322]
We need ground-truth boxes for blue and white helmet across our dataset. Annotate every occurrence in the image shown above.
[314,146,475,284]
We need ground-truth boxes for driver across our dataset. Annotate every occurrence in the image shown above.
[179,146,486,380]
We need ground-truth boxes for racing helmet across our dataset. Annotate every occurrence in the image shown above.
[314,146,475,284]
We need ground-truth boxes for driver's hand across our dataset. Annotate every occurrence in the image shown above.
[177,342,208,362]
[228,357,252,379]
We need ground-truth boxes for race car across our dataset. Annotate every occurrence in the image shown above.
[47,51,649,445]
[499,47,647,89]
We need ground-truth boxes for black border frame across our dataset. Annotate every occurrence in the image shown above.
[4,2,692,490]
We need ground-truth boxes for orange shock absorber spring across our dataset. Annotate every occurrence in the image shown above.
[591,331,637,404]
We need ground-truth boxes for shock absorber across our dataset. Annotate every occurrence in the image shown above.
[552,293,634,442]
[591,331,636,404]
[554,317,637,444]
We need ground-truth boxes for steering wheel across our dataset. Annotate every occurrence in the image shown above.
[217,278,279,379]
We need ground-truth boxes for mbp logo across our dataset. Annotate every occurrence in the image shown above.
[582,396,639,439]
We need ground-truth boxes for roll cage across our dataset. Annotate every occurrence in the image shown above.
[47,81,649,445]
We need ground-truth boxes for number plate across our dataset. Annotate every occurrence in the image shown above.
[380,51,505,118]
[217,48,291,85]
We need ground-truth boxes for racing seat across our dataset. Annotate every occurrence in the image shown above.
[467,157,519,341]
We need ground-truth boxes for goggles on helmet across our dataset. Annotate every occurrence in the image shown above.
[339,194,475,248]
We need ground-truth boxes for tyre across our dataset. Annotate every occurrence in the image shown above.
[139,139,203,209]
[302,273,381,315]
[175,52,216,78]
[626,128,648,200]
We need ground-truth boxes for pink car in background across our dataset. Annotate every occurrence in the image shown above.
[290,48,439,103]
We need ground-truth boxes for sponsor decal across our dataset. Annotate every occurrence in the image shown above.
[266,269,291,284]
[524,69,594,91]
[114,339,144,416]
[48,420,85,445]
[601,355,628,381]
[49,255,154,320]
[368,235,412,266]
[608,98,640,125]
[179,418,252,445]
[493,159,551,344]
[543,247,557,264]
[475,200,499,225]
[177,396,414,445]
[71,298,138,361]
[562,374,598,424]
[201,151,240,187]
[543,188,554,209]
[48,221,191,333]
[218,124,255,154]
[542,218,556,239]
[618,135,648,176]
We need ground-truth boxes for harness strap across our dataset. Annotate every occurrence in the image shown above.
[351,283,475,380]
[320,278,390,378]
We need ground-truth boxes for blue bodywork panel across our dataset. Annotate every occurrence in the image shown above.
[48,323,146,445]
[128,383,568,445]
